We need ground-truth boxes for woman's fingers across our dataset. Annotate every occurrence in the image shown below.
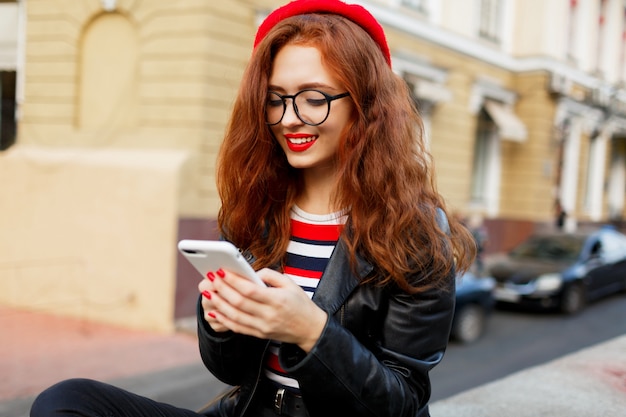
[198,272,230,332]
[208,271,269,331]
[200,268,326,349]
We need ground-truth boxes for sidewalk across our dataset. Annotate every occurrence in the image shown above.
[0,306,203,406]
[430,334,626,416]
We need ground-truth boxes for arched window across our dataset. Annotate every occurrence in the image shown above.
[77,13,138,133]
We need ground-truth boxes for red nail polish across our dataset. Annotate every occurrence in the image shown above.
[206,272,215,281]
[201,290,212,299]
[208,312,216,318]
[216,269,225,278]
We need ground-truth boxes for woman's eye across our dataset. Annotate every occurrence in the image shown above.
[267,99,283,107]
[306,98,327,107]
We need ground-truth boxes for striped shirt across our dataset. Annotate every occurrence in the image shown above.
[263,205,347,390]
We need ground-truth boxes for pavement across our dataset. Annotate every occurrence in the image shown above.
[430,334,626,416]
[1,305,625,417]
[0,306,228,417]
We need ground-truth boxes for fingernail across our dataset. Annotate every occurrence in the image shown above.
[216,269,225,278]
[208,312,216,318]
[201,290,212,299]
[206,272,215,281]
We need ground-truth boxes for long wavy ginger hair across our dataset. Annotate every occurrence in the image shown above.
[216,13,476,292]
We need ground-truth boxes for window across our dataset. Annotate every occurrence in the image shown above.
[403,77,433,149]
[399,68,452,150]
[0,71,16,150]
[595,0,608,76]
[401,0,429,14]
[599,231,626,263]
[478,0,501,43]
[0,0,18,151]
[620,5,626,84]
[583,134,607,221]
[608,140,626,220]
[470,109,498,206]
[566,0,580,64]
[394,54,452,150]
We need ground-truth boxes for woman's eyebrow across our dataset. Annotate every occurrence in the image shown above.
[267,82,339,92]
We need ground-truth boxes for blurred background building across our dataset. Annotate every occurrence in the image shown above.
[1,0,625,332]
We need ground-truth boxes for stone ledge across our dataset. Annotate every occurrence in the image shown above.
[430,335,626,417]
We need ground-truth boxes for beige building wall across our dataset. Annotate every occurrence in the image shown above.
[430,66,476,209]
[386,24,561,224]
[19,0,260,218]
[502,71,557,220]
[1,0,265,331]
[576,132,590,220]
[0,147,188,332]
[386,31,478,209]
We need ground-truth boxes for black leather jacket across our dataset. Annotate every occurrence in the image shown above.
[196,216,456,417]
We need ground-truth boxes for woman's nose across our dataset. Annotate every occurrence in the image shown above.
[281,100,302,126]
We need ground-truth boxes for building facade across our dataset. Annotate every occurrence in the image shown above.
[1,0,625,331]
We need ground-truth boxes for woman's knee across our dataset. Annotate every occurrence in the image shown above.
[30,378,103,416]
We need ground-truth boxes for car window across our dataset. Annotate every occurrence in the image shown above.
[599,231,626,263]
[509,235,585,261]
[589,239,602,257]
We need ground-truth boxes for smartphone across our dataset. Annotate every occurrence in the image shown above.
[177,240,266,286]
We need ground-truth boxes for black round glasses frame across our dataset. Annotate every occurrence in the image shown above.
[265,89,351,126]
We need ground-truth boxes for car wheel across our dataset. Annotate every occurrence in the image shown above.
[452,304,486,344]
[560,283,585,315]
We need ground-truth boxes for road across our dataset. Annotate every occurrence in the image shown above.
[429,293,626,402]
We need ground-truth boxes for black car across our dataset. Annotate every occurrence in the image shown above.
[451,270,495,344]
[489,226,626,314]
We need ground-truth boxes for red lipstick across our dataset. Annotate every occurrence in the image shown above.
[284,133,317,152]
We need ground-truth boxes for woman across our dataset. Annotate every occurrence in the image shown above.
[30,1,475,416]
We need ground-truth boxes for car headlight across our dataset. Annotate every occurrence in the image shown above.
[535,273,563,292]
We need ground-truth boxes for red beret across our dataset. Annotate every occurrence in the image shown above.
[253,0,391,67]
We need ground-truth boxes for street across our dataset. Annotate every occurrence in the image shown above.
[430,293,626,402]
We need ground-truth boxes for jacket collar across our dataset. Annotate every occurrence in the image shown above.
[312,238,374,314]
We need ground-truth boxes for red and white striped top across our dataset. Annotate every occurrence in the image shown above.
[263,205,347,390]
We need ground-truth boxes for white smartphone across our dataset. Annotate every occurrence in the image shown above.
[177,240,266,286]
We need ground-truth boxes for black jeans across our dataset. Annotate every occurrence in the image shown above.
[30,378,301,417]
[30,378,205,417]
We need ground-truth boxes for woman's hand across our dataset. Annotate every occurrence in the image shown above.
[199,268,328,352]
[198,271,230,333]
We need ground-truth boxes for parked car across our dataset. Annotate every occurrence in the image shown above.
[489,226,626,314]
[451,269,495,344]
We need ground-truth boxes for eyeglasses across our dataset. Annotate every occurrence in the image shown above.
[265,89,350,126]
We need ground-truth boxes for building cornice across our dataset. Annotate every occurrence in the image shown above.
[356,1,607,91]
